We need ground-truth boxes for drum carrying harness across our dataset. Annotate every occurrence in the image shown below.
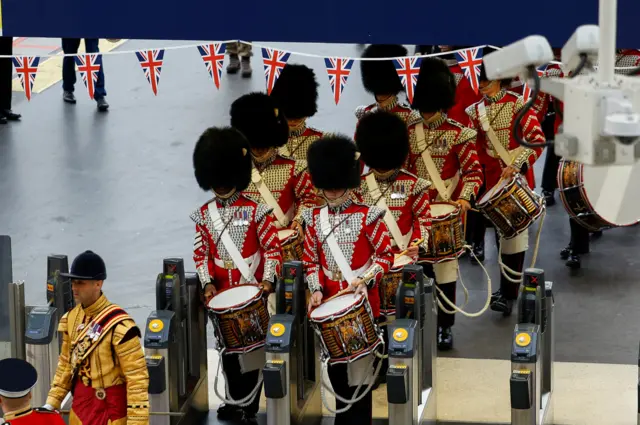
[364,174,412,251]
[251,166,290,228]
[414,122,460,202]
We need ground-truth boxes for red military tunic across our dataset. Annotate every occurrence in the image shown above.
[302,200,394,318]
[615,49,640,75]
[443,59,483,125]
[279,122,324,161]
[191,193,283,290]
[466,90,546,190]
[243,152,318,230]
[3,408,66,425]
[354,170,432,255]
[406,113,483,203]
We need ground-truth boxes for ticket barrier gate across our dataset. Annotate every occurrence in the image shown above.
[510,268,554,425]
[262,261,322,425]
[4,256,75,410]
[144,258,209,425]
[386,265,437,425]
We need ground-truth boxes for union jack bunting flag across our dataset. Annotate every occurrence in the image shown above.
[324,57,354,105]
[522,65,548,102]
[261,48,290,95]
[136,49,165,96]
[394,57,422,104]
[198,43,226,89]
[12,56,40,101]
[74,54,103,100]
[455,48,484,94]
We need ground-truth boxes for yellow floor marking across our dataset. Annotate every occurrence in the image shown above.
[12,39,127,95]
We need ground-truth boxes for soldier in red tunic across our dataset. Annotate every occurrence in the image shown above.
[270,64,325,160]
[230,92,318,260]
[407,58,483,347]
[437,46,483,125]
[465,50,546,315]
[353,110,432,371]
[355,44,420,126]
[303,135,394,425]
[191,126,283,424]
[0,359,66,425]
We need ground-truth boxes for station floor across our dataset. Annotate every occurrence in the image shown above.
[1,40,639,424]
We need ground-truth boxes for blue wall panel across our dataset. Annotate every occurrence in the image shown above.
[1,0,638,48]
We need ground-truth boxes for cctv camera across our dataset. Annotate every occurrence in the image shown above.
[484,36,554,81]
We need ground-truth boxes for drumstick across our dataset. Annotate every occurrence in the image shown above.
[398,238,424,257]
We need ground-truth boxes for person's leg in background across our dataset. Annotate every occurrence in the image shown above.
[0,37,20,123]
[83,38,109,111]
[561,217,590,269]
[540,106,560,205]
[61,38,82,104]
[226,41,252,78]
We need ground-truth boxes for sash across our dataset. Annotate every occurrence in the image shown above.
[477,102,517,166]
[365,174,411,250]
[208,201,257,284]
[414,122,460,201]
[69,305,129,370]
[251,167,289,227]
[320,206,356,284]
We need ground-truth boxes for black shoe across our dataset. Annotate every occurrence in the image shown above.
[438,326,453,350]
[96,97,109,112]
[241,412,258,425]
[0,115,6,124]
[490,289,502,304]
[216,404,242,420]
[490,295,513,316]
[592,230,603,238]
[470,243,485,264]
[560,245,572,260]
[63,91,76,104]
[542,190,555,206]
[566,254,581,269]
[2,110,21,121]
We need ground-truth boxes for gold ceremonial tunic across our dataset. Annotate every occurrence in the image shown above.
[46,294,149,425]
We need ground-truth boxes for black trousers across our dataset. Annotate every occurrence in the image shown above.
[220,353,262,415]
[422,264,457,328]
[569,217,590,254]
[0,37,13,111]
[328,362,373,425]
[541,141,561,193]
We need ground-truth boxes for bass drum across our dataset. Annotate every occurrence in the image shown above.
[557,159,640,230]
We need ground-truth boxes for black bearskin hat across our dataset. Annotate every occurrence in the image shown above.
[230,92,289,149]
[270,64,319,119]
[193,126,252,192]
[307,135,361,190]
[360,44,407,96]
[355,110,409,170]
[412,57,456,113]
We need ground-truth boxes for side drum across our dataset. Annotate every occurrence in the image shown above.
[308,294,381,364]
[477,174,545,239]
[207,284,270,354]
[278,229,303,262]
[421,202,465,263]
[379,254,414,316]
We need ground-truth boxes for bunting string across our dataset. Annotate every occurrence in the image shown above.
[2,40,638,101]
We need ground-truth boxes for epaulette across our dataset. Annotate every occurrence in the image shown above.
[293,159,308,176]
[354,104,373,120]
[255,202,275,222]
[33,407,57,414]
[406,110,423,126]
[189,207,204,225]
[113,319,141,345]
[398,168,419,180]
[365,205,386,226]
[413,177,432,195]
[465,102,479,120]
[454,126,478,145]
[306,126,324,136]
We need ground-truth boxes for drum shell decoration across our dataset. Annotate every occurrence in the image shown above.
[208,285,270,354]
[379,255,413,316]
[477,175,545,240]
[557,160,614,232]
[421,202,465,263]
[309,295,381,364]
[278,229,303,262]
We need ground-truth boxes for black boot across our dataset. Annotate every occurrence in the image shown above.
[217,404,242,420]
[542,190,555,206]
[437,282,456,350]
[491,252,525,316]
[566,253,581,269]
[560,245,572,259]
[471,241,485,263]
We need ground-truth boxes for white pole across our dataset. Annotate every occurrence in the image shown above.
[598,0,617,84]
